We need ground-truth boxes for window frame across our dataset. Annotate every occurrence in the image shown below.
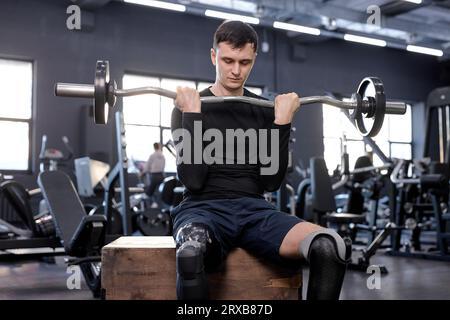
[0,56,34,174]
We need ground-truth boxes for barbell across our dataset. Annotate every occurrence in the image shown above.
[54,60,407,137]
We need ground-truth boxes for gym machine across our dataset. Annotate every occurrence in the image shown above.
[0,180,62,260]
[389,159,450,261]
[424,86,450,163]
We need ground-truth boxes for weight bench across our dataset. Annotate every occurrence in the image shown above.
[38,170,107,296]
[38,171,106,257]
[102,236,302,300]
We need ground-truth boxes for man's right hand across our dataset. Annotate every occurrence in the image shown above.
[175,87,201,113]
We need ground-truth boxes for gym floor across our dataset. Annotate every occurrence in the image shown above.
[1,250,449,300]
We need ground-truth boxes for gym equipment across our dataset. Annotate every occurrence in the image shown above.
[0,180,62,259]
[39,135,73,172]
[73,115,175,237]
[38,134,74,216]
[424,86,450,162]
[134,207,171,236]
[276,127,298,214]
[54,60,407,137]
[350,222,397,274]
[38,170,107,298]
[389,159,450,260]
[296,178,313,221]
[0,138,75,259]
[132,176,181,237]
[80,111,174,237]
[74,157,110,198]
[343,156,396,274]
[310,157,367,226]
[163,140,176,158]
[309,157,395,272]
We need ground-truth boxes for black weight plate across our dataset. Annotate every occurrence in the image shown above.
[356,77,386,137]
[94,60,110,124]
[136,208,172,236]
[107,207,123,235]
[90,205,123,235]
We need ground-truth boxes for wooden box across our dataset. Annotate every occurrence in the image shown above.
[101,236,302,300]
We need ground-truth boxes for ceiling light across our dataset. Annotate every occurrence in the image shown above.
[344,34,387,47]
[402,0,422,4]
[124,0,186,12]
[273,21,321,36]
[406,45,443,57]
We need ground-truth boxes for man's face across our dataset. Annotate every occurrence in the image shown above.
[211,41,256,91]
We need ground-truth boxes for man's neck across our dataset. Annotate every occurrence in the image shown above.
[210,82,244,97]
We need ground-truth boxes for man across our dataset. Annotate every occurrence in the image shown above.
[143,142,166,208]
[171,20,351,300]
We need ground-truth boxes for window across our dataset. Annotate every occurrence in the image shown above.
[322,101,412,173]
[122,74,189,174]
[0,59,33,171]
[123,74,263,173]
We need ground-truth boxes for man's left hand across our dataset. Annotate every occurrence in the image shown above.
[274,92,301,125]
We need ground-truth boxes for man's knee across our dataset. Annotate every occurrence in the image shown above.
[177,240,204,276]
[279,221,323,258]
[176,222,213,248]
[175,222,221,300]
[299,229,352,300]
[299,229,352,264]
[175,222,222,269]
[175,222,215,271]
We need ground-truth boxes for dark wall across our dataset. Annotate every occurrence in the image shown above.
[0,0,443,188]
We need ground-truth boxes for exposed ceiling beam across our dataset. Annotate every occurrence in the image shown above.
[257,0,450,43]
[380,0,430,17]
[116,0,450,57]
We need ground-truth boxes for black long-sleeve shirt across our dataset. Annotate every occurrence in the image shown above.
[171,87,291,201]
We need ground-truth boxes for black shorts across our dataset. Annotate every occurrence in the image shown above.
[170,197,304,266]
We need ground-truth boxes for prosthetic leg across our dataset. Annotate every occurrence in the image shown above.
[175,222,221,300]
[299,229,352,300]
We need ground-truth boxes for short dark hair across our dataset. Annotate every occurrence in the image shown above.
[154,142,160,150]
[213,20,258,52]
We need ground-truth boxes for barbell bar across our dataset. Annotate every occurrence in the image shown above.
[54,60,407,137]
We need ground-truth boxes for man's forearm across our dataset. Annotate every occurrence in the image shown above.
[260,122,291,192]
[174,112,208,191]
